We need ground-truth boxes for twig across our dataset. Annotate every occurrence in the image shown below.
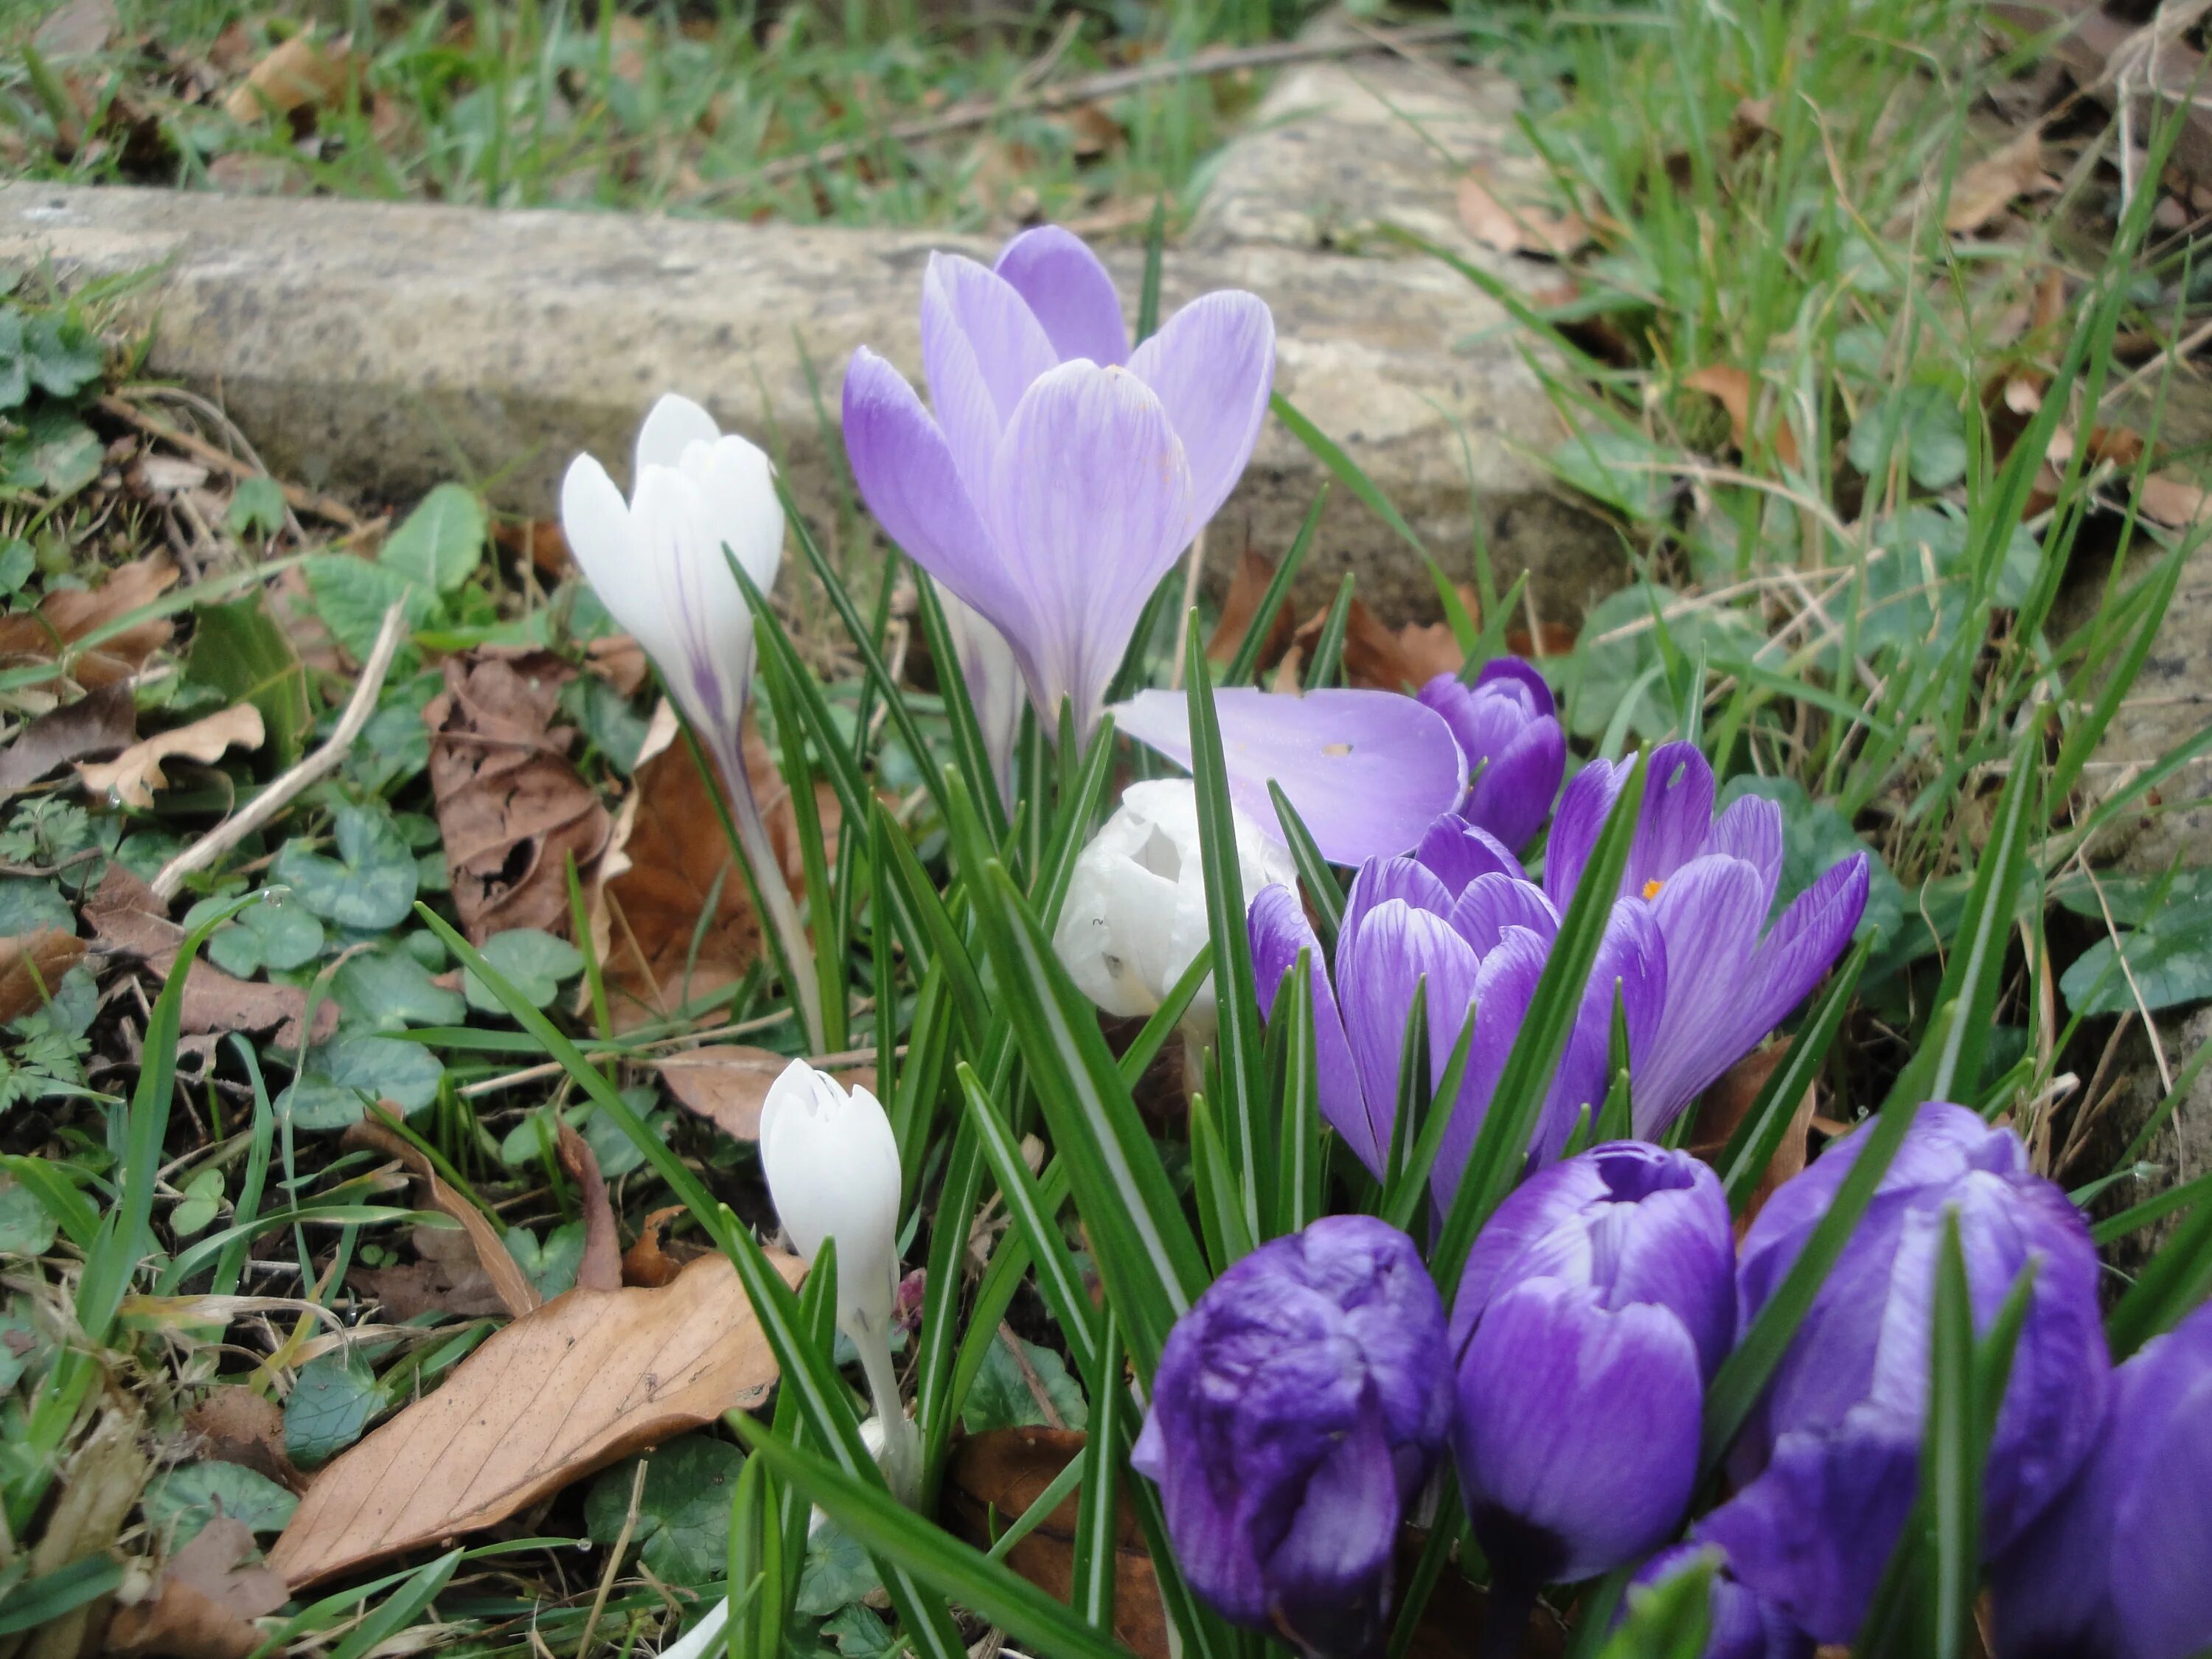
[710,19,1484,196]
[152,600,409,901]
[95,393,361,528]
[575,1456,650,1659]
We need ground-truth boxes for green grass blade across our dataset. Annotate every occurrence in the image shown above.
[1276,949,1326,1237]
[327,1550,463,1659]
[911,572,1012,844]
[1223,485,1327,686]
[1189,1090,1255,1271]
[1267,780,1345,951]
[957,1067,1098,1384]
[1119,942,1214,1088]
[2107,1181,2212,1357]
[1305,571,1357,690]
[1383,1008,1479,1234]
[1071,1302,1124,1632]
[1924,728,2039,1102]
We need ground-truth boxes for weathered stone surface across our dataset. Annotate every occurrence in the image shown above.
[0,38,1615,621]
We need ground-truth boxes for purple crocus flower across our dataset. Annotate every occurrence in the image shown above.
[1700,1103,2109,1644]
[1131,1216,1450,1659]
[1545,742,1869,1139]
[1450,1144,1735,1589]
[1249,818,1663,1194]
[1992,1299,2212,1659]
[1416,661,1565,852]
[842,226,1273,751]
[1627,1545,1814,1659]
[1113,686,1467,866]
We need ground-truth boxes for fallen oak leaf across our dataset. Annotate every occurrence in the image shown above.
[554,1117,623,1293]
[344,1110,539,1318]
[0,930,86,1023]
[108,1517,288,1659]
[1683,365,1803,471]
[265,1251,804,1587]
[0,682,134,796]
[658,1045,877,1141]
[1455,168,1590,260]
[78,703,265,810]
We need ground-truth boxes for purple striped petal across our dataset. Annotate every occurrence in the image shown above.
[1419,669,1565,851]
[1110,688,1468,867]
[1343,856,1456,959]
[921,253,1060,501]
[992,226,1130,368]
[1633,855,1770,1136]
[1742,854,1869,1037]
[1127,291,1276,533]
[1447,872,1559,958]
[1467,718,1568,852]
[1251,885,1377,1175]
[1627,742,1718,896]
[1545,754,1631,911]
[1705,793,1785,900]
[1533,902,1669,1165]
[984,363,1192,742]
[841,348,1034,662]
[1431,926,1548,1213]
[1338,900,1482,1157]
[1475,655,1557,715]
[1416,816,1526,896]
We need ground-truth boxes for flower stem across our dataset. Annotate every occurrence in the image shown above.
[724,740,827,1054]
[853,1320,921,1509]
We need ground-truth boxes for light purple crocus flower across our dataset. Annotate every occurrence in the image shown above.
[1545,742,1869,1139]
[1133,1216,1450,1659]
[1250,816,1664,1196]
[1700,1104,2109,1644]
[1113,686,1467,867]
[1450,1144,1736,1590]
[1416,660,1565,852]
[843,225,1274,751]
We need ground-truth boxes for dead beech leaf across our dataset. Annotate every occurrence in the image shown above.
[948,1429,1169,1659]
[344,1113,539,1318]
[1291,596,1466,692]
[1204,549,1293,672]
[108,1517,288,1659]
[1455,170,1590,260]
[78,703,264,810]
[184,1388,305,1494]
[622,1206,706,1289]
[424,650,612,943]
[1688,1041,1813,1235]
[554,1118,622,1293]
[1944,129,2059,234]
[0,684,135,797]
[1683,365,1802,471]
[2139,470,2212,527]
[222,31,355,123]
[266,1251,804,1588]
[0,931,87,1023]
[585,633,648,697]
[659,1045,877,1141]
[0,552,178,688]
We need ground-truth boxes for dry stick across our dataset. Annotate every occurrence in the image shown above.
[151,600,410,902]
[575,1456,651,1659]
[94,394,362,529]
[718,18,1483,194]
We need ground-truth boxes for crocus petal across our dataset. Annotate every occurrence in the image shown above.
[1544,754,1630,911]
[560,453,673,667]
[984,363,1192,741]
[1705,793,1785,900]
[1430,926,1548,1213]
[936,583,1024,806]
[1127,290,1276,533]
[1416,816,1526,896]
[634,392,723,474]
[841,347,1034,654]
[1466,718,1568,852]
[1741,854,1869,1037]
[1455,1281,1704,1585]
[1251,885,1375,1175]
[992,225,1131,368]
[1475,655,1557,716]
[759,1060,904,1335]
[1627,742,1718,896]
[1266,1413,1401,1658]
[1446,872,1559,958]
[1338,901,1481,1156]
[1110,687,1468,866]
[921,253,1060,502]
[682,433,785,591]
[1342,855,1456,955]
[1534,903,1668,1166]
[630,465,745,744]
[1633,855,1770,1137]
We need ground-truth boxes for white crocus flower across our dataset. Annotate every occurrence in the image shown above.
[559,394,824,1050]
[758,1059,919,1506]
[1053,778,1298,1027]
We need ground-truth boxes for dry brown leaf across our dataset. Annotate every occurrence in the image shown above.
[0,931,87,1023]
[659,1045,877,1141]
[352,1225,515,1321]
[222,31,355,123]
[621,1206,706,1289]
[492,517,572,579]
[0,684,134,799]
[423,650,612,943]
[2139,470,2212,527]
[108,1517,288,1659]
[1683,365,1802,471]
[78,703,264,810]
[1689,1041,1814,1235]
[184,1388,305,1494]
[1291,597,1466,692]
[344,1113,539,1318]
[266,1251,804,1587]
[1944,130,2059,234]
[1456,169,1590,260]
[948,1429,1169,1659]
[584,633,647,697]
[86,864,338,1051]
[554,1118,623,1293]
[34,0,116,58]
[1203,549,1294,672]
[0,552,178,688]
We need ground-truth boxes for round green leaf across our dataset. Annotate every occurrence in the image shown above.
[142,1461,298,1547]
[276,1034,444,1132]
[585,1436,745,1587]
[285,1353,380,1467]
[332,946,466,1032]
[0,1179,58,1256]
[464,928,585,1014]
[2061,897,2212,1016]
[271,801,419,931]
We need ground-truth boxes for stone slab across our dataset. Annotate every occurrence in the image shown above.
[0,36,1615,621]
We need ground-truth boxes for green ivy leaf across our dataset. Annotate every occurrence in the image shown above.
[0,538,33,596]
[585,1436,745,1587]
[285,1352,380,1466]
[504,1220,585,1299]
[271,801,419,930]
[200,889,326,978]
[2,405,102,497]
[276,1034,445,1132]
[0,310,27,410]
[1848,385,1969,492]
[171,1169,226,1237]
[142,1461,298,1548]
[187,597,311,766]
[821,1604,899,1658]
[226,476,288,539]
[1716,775,1905,945]
[332,946,465,1032]
[961,1334,1088,1435]
[463,928,585,1014]
[380,483,486,594]
[796,1518,885,1617]
[303,554,435,662]
[24,313,102,398]
[2061,896,2212,1016]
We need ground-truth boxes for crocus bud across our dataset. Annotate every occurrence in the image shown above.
[1450,1143,1733,1588]
[1055,779,1295,1022]
[1627,1545,1813,1659]
[1131,1217,1449,1658]
[1700,1103,2108,1644]
[758,1059,918,1503]
[1992,1299,2212,1659]
[1416,661,1565,852]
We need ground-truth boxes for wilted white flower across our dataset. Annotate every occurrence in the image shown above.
[560,394,824,1048]
[758,1058,918,1503]
[1053,779,1297,1023]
